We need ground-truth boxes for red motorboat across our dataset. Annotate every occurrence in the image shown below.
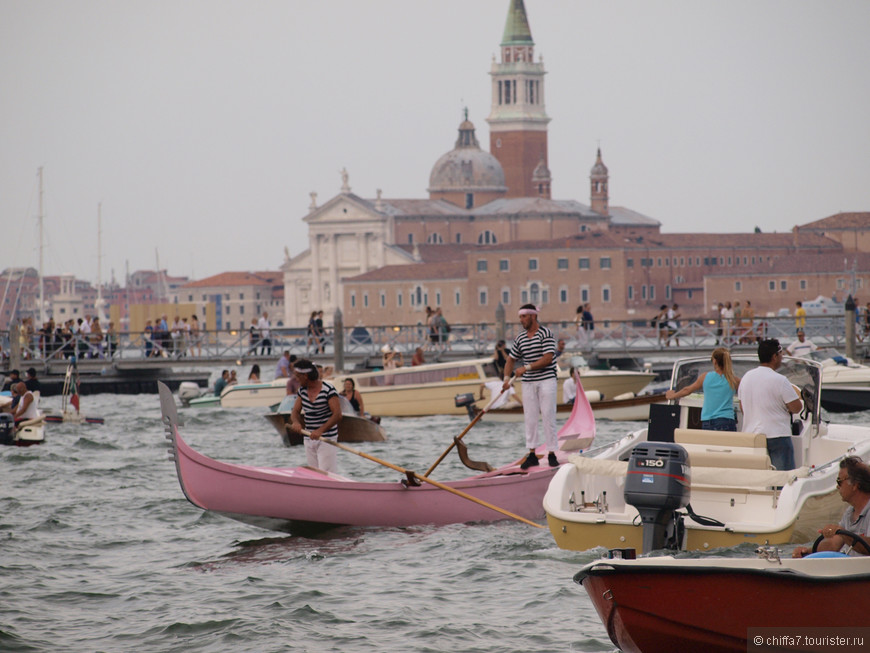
[575,550,870,653]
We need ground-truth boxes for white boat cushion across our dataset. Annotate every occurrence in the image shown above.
[674,428,765,449]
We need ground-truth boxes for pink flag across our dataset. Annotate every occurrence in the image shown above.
[557,370,595,451]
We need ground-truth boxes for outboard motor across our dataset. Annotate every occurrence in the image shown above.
[0,413,15,446]
[454,393,478,420]
[624,442,691,554]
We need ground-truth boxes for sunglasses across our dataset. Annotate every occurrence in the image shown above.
[836,477,850,487]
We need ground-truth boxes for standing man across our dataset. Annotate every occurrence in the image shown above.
[794,301,807,334]
[502,304,559,469]
[289,359,342,473]
[737,339,803,470]
[787,330,818,358]
[258,312,272,356]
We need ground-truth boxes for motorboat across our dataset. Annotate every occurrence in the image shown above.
[185,377,289,409]
[345,356,654,418]
[575,547,870,653]
[543,355,870,553]
[808,348,870,412]
[466,390,668,423]
[158,381,565,534]
[263,396,387,446]
[0,412,45,446]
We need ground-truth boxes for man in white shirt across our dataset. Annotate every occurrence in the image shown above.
[257,312,272,356]
[786,330,818,358]
[737,338,803,470]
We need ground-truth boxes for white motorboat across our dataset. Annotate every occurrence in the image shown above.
[544,355,870,553]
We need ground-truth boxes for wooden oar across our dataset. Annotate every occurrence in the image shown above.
[306,433,544,529]
[424,385,510,477]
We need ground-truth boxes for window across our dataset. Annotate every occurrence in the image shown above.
[743,257,748,265]
[657,258,662,267]
[769,280,776,291]
[602,285,611,303]
[479,289,488,305]
[499,259,509,271]
[600,257,612,269]
[351,293,356,308]
[559,287,568,302]
[478,230,497,245]
[641,285,647,300]
[408,234,414,244]
[239,305,245,315]
[665,284,672,300]
[239,293,244,300]
[780,280,787,291]
[529,258,538,271]
[363,293,369,307]
[627,285,634,300]
[427,233,443,244]
[501,289,510,305]
[455,233,462,244]
[680,257,685,267]
[521,290,528,303]
[557,258,569,270]
[397,292,402,307]
[380,292,386,308]
[542,289,549,304]
[735,281,742,292]
[530,283,540,304]
[727,257,732,266]
[188,294,193,302]
[800,279,807,290]
[465,193,473,209]
[436,292,441,305]
[578,257,590,270]
[455,291,461,305]
[580,285,590,303]
[650,285,655,300]
[696,258,700,266]
[626,258,634,268]
[477,260,488,272]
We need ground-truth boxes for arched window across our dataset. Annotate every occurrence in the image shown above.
[478,230,497,245]
[426,233,443,244]
[530,283,540,305]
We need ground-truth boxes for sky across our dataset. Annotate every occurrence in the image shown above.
[2,0,869,286]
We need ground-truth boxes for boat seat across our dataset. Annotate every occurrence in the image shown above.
[683,445,772,470]
[16,415,46,429]
[674,428,765,449]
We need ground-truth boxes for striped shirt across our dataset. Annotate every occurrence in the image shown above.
[298,381,339,437]
[508,324,558,382]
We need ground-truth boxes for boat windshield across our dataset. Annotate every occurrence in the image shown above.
[355,362,495,388]
[808,349,851,365]
[671,355,821,424]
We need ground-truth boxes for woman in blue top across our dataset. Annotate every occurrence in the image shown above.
[666,347,741,431]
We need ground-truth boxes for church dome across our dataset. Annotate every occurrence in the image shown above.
[590,147,608,177]
[428,118,507,193]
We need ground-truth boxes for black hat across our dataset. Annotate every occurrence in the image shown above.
[26,367,37,377]
[8,369,19,377]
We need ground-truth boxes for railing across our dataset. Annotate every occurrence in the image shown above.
[0,314,864,367]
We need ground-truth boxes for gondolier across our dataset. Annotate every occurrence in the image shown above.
[289,359,342,473]
[502,304,559,469]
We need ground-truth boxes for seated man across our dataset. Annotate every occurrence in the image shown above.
[793,456,870,557]
[213,370,230,397]
[11,382,39,424]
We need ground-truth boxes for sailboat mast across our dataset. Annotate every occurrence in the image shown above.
[38,166,46,325]
[96,202,104,321]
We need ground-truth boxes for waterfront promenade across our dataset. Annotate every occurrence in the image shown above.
[2,314,864,377]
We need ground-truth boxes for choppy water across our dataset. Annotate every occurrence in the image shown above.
[3,386,869,653]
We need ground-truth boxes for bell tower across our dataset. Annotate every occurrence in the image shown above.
[486,0,550,198]
[590,148,609,216]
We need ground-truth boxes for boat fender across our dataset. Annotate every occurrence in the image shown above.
[584,390,603,403]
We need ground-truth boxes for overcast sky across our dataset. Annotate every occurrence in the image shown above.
[2,0,869,285]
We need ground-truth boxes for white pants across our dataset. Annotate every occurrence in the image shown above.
[522,378,558,451]
[305,435,338,473]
